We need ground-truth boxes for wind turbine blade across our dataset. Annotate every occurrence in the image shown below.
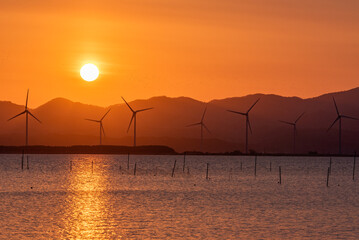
[136,107,154,113]
[7,111,26,121]
[342,115,359,121]
[121,97,134,112]
[201,105,207,122]
[295,112,305,123]
[227,110,246,116]
[28,111,41,123]
[101,124,106,137]
[25,89,29,109]
[203,123,211,134]
[279,120,294,126]
[85,119,100,123]
[186,122,201,127]
[127,114,134,133]
[247,117,253,134]
[332,97,340,116]
[327,117,339,132]
[247,98,260,113]
[101,108,111,121]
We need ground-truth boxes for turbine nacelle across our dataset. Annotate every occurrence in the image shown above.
[122,97,153,146]
[186,105,211,151]
[8,89,41,123]
[279,112,305,154]
[327,97,358,132]
[227,98,260,154]
[279,112,305,128]
[7,89,41,146]
[186,105,211,133]
[85,108,111,144]
[327,97,358,154]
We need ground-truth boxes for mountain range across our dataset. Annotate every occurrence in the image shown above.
[2,87,359,154]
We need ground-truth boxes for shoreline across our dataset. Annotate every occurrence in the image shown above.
[0,145,355,157]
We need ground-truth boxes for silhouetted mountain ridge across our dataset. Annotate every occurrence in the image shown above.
[1,87,359,154]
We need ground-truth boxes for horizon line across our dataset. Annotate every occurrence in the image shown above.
[1,86,358,109]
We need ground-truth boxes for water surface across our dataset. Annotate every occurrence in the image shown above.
[0,154,358,239]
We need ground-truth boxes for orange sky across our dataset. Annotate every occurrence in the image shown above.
[0,0,358,107]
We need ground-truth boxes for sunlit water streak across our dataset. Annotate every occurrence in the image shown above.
[0,154,358,239]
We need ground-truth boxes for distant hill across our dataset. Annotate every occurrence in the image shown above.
[0,145,176,155]
[1,87,359,154]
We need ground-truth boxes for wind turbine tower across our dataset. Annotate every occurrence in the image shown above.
[227,98,260,154]
[186,105,211,152]
[122,97,153,147]
[279,112,305,154]
[8,89,41,146]
[328,97,358,155]
[85,109,111,145]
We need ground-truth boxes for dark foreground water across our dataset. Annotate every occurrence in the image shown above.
[0,154,358,239]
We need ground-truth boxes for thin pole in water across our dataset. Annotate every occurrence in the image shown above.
[134,163,137,176]
[127,153,130,170]
[353,152,356,181]
[206,163,209,180]
[327,167,330,187]
[183,153,186,173]
[172,159,177,177]
[91,160,94,174]
[21,150,24,171]
[26,156,29,170]
[70,161,72,172]
[279,166,282,184]
[329,157,332,174]
[270,161,272,172]
[254,155,257,177]
[240,161,242,171]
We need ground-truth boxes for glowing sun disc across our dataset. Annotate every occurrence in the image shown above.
[80,63,99,82]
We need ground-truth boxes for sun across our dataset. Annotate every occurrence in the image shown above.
[80,63,99,82]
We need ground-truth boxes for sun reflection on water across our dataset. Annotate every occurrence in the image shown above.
[63,156,119,239]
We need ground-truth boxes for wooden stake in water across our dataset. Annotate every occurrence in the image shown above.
[91,160,94,174]
[127,153,130,170]
[172,159,177,177]
[21,150,24,170]
[70,161,72,172]
[353,152,356,181]
[26,156,29,170]
[254,155,257,177]
[206,163,209,180]
[279,166,282,184]
[240,161,242,171]
[270,161,272,172]
[134,163,137,176]
[326,167,330,187]
[183,153,186,173]
[329,157,332,174]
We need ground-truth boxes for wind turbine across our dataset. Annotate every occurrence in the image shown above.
[227,98,260,154]
[186,105,210,152]
[279,112,305,154]
[327,97,358,155]
[122,97,153,147]
[8,89,41,146]
[85,109,111,145]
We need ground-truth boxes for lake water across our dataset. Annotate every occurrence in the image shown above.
[0,154,358,239]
